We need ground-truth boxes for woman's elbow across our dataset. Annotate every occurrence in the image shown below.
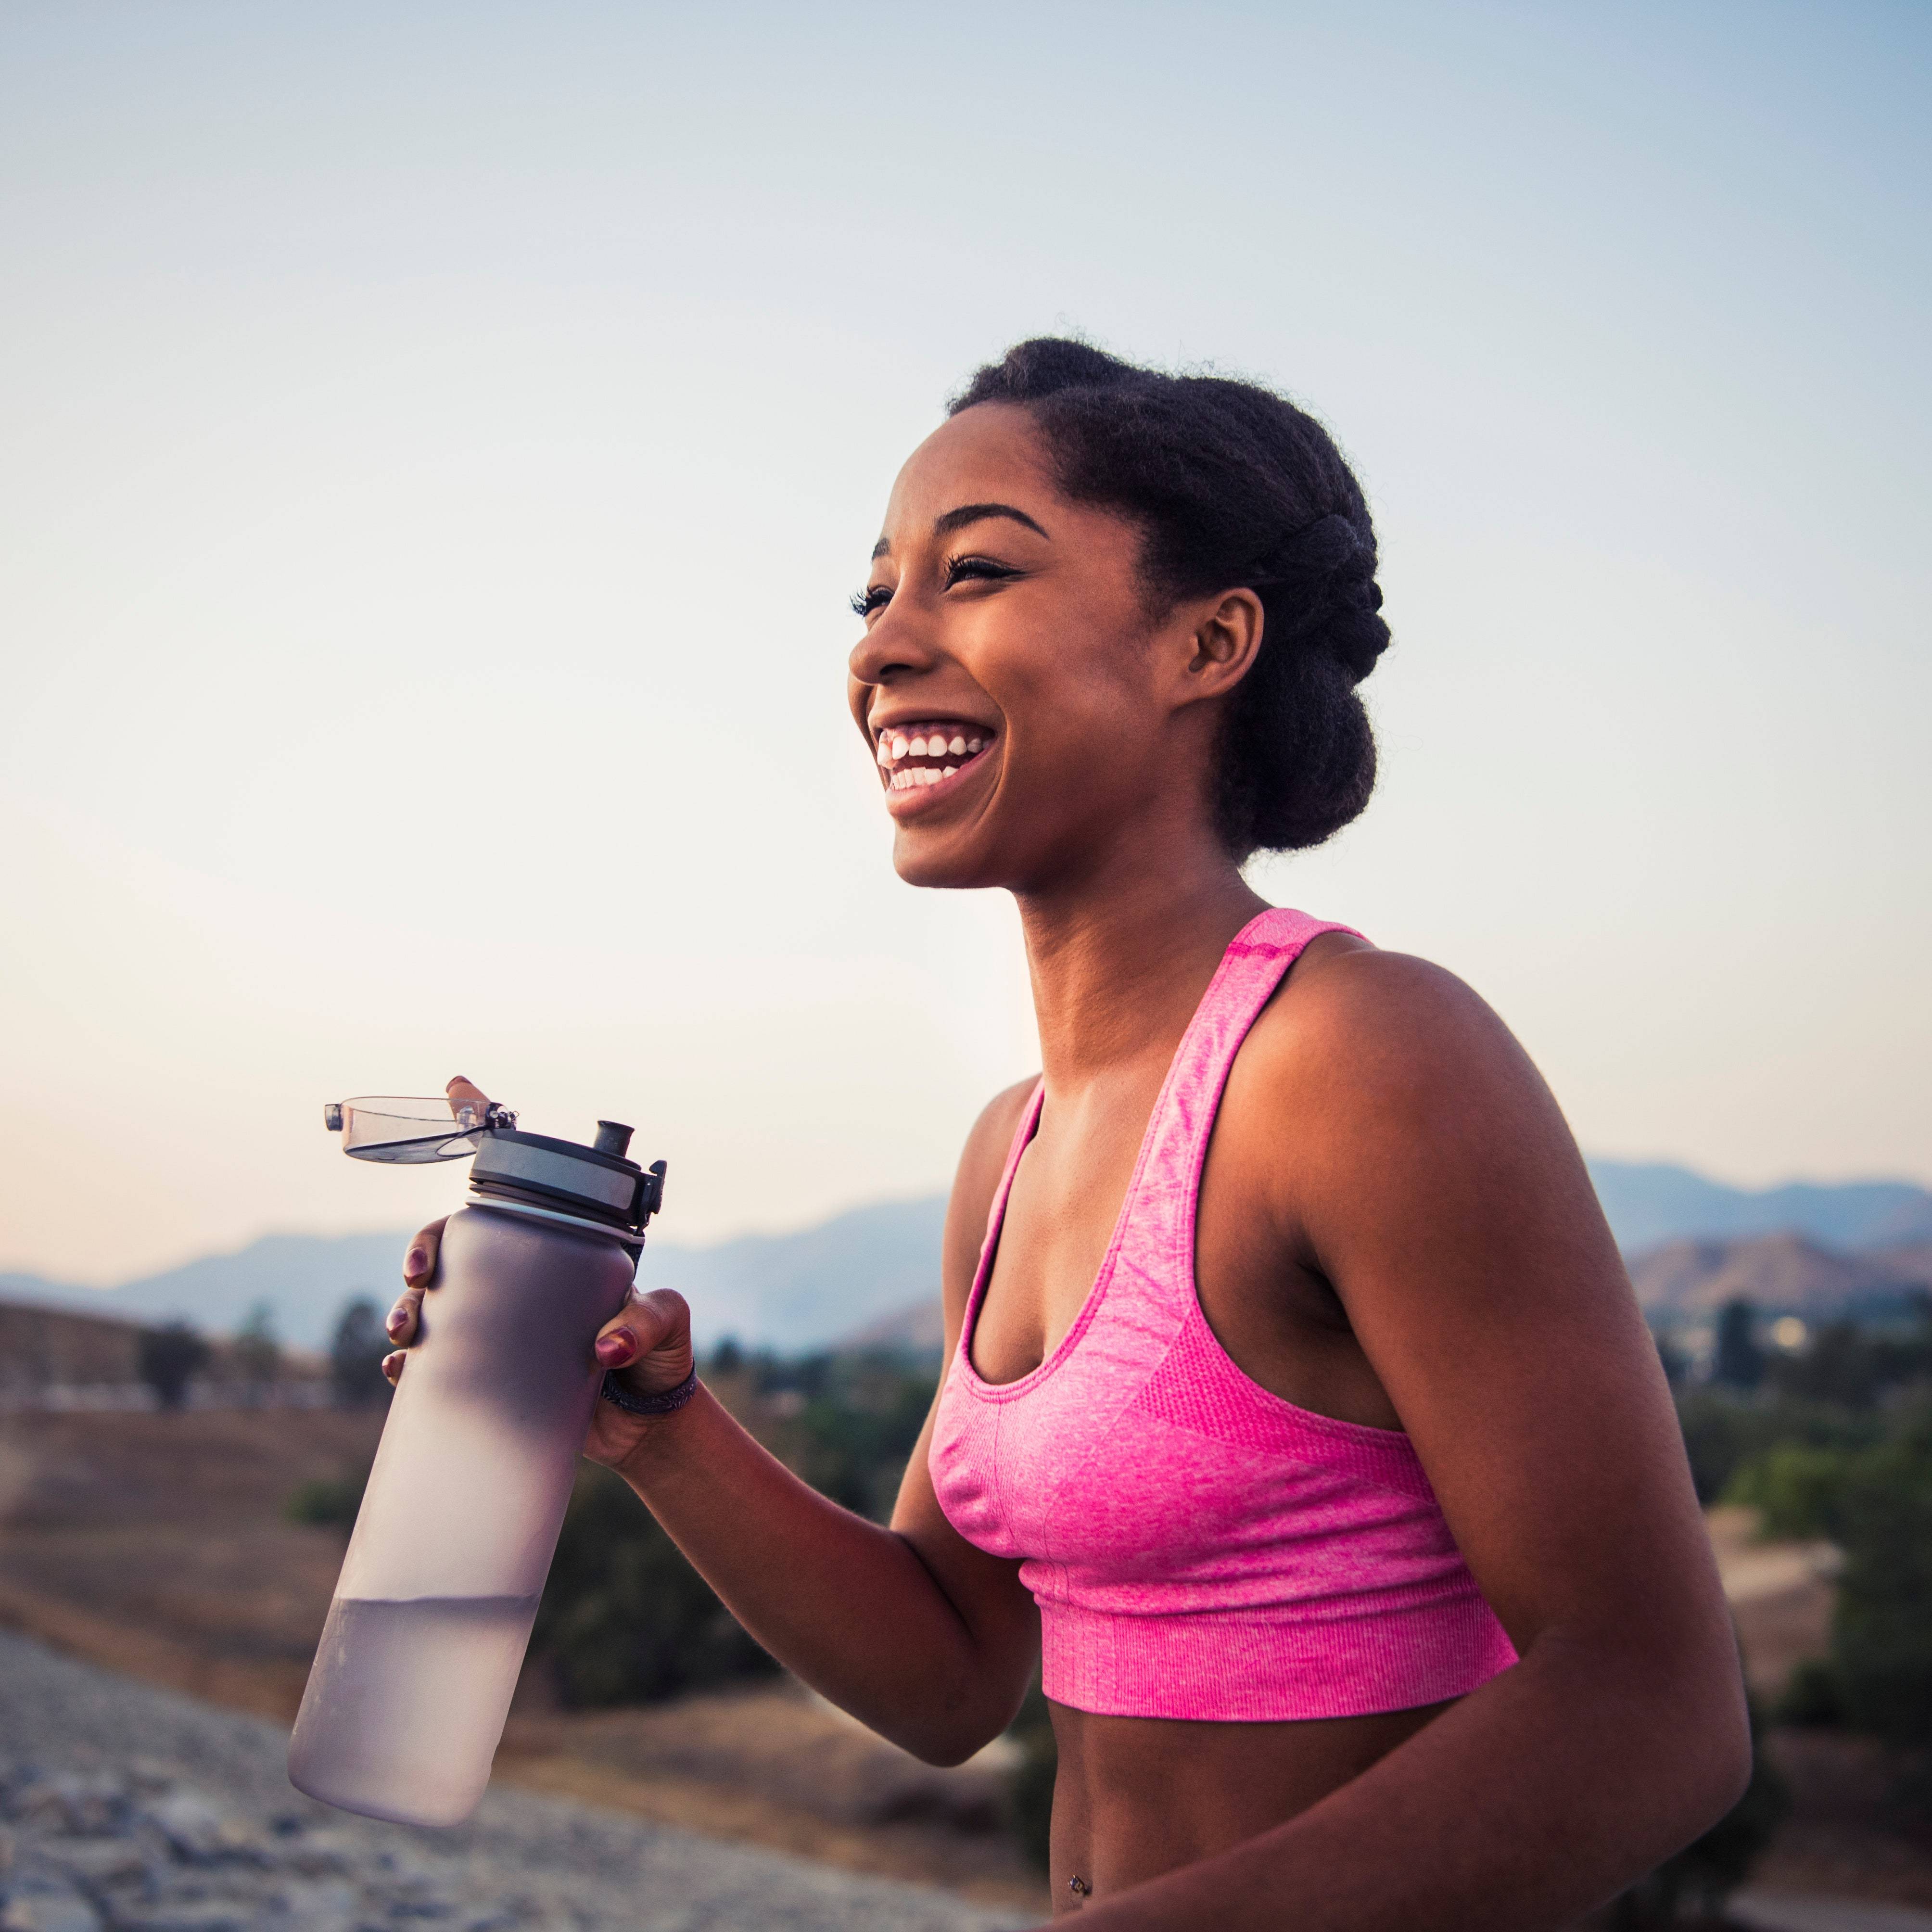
[1697,1689,1755,1830]
[1660,1656,1755,1847]
[892,1703,1013,1767]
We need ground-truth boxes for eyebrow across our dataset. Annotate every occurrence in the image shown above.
[871,501,1052,560]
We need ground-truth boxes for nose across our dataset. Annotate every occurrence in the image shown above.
[848,595,941,692]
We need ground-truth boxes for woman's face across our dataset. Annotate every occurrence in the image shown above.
[848,404,1230,893]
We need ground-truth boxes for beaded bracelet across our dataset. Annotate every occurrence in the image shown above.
[600,1366,700,1417]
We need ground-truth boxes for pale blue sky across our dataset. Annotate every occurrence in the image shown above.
[2,3,1927,1282]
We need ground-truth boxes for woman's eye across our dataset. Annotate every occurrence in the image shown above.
[943,554,1019,589]
[850,584,892,618]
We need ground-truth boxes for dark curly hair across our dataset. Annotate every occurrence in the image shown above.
[948,338,1390,858]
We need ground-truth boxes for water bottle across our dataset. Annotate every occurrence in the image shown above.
[288,1095,667,1827]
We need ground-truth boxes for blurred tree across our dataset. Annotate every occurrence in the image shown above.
[137,1320,210,1411]
[1765,1302,1932,1410]
[710,1335,744,1376]
[1654,1332,1690,1388]
[1675,1388,1877,1504]
[231,1300,282,1403]
[329,1296,393,1409]
[1713,1299,1764,1392]
[1831,1400,1932,1752]
[1724,1395,1932,1760]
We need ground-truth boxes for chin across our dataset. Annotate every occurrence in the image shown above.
[890,826,1011,893]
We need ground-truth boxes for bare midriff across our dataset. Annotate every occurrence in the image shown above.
[1044,1698,1453,1914]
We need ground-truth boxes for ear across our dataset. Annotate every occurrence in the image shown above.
[1170,588,1265,709]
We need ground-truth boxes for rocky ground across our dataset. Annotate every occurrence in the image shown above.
[0,1630,1034,1932]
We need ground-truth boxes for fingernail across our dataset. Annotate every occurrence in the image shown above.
[386,1308,407,1336]
[595,1330,635,1367]
[405,1246,427,1276]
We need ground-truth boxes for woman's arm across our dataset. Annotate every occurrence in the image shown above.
[388,1079,1041,1767]
[1081,950,1751,1932]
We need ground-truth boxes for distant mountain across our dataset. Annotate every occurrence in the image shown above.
[836,1296,948,1357]
[0,1197,949,1354]
[0,1231,412,1351]
[645,1196,947,1354]
[1627,1232,1932,1324]
[8,1160,1929,1354]
[1586,1160,1932,1252]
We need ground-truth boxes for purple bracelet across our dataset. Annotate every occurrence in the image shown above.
[600,1366,700,1417]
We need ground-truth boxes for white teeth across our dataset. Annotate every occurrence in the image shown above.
[948,735,966,756]
[943,766,957,778]
[891,736,908,759]
[876,738,891,765]
[966,737,982,753]
[909,736,928,757]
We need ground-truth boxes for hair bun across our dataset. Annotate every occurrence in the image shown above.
[1251,515,1387,685]
[1265,513,1362,579]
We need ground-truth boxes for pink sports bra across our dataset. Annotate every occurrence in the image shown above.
[928,908,1518,1722]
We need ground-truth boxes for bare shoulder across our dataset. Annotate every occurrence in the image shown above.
[1250,934,1544,1118]
[1232,934,1611,1285]
[938,1078,1038,1338]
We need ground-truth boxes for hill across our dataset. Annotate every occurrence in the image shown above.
[1584,1160,1932,1251]
[1627,1232,1932,1323]
[1,1197,950,1355]
[8,1160,1929,1354]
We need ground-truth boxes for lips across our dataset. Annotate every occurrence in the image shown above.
[873,720,995,795]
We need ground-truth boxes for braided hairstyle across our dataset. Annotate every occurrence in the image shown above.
[948,339,1390,858]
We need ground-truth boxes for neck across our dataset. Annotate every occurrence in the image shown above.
[1014,821,1266,1095]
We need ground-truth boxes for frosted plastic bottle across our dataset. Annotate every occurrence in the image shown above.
[288,1101,666,1827]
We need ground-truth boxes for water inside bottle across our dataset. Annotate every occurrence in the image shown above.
[288,1594,540,1827]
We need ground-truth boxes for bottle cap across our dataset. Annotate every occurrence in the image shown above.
[323,1095,665,1234]
[470,1125,664,1235]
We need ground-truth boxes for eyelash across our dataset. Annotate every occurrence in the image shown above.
[849,554,1019,619]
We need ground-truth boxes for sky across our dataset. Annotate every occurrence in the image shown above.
[2,2,1928,1287]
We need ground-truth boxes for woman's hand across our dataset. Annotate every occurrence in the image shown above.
[379,1075,697,1468]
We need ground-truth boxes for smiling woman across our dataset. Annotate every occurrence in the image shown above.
[387,339,1750,1930]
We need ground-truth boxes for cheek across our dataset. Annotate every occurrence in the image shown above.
[975,586,1150,720]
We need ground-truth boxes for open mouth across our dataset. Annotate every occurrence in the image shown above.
[873,720,996,795]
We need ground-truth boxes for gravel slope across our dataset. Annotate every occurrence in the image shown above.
[0,1630,1034,1932]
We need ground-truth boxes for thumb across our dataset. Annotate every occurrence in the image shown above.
[594,1289,690,1373]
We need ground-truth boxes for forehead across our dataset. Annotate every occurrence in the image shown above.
[879,404,1060,537]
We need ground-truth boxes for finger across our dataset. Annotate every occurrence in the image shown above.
[382,1349,407,1386]
[402,1217,448,1288]
[445,1076,492,1130]
[387,1282,426,1346]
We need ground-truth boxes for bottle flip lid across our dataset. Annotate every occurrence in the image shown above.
[323,1096,666,1236]
[322,1095,516,1164]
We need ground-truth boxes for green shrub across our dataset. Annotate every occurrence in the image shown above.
[285,1465,369,1529]
[532,1464,778,1705]
[1723,1442,1851,1541]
